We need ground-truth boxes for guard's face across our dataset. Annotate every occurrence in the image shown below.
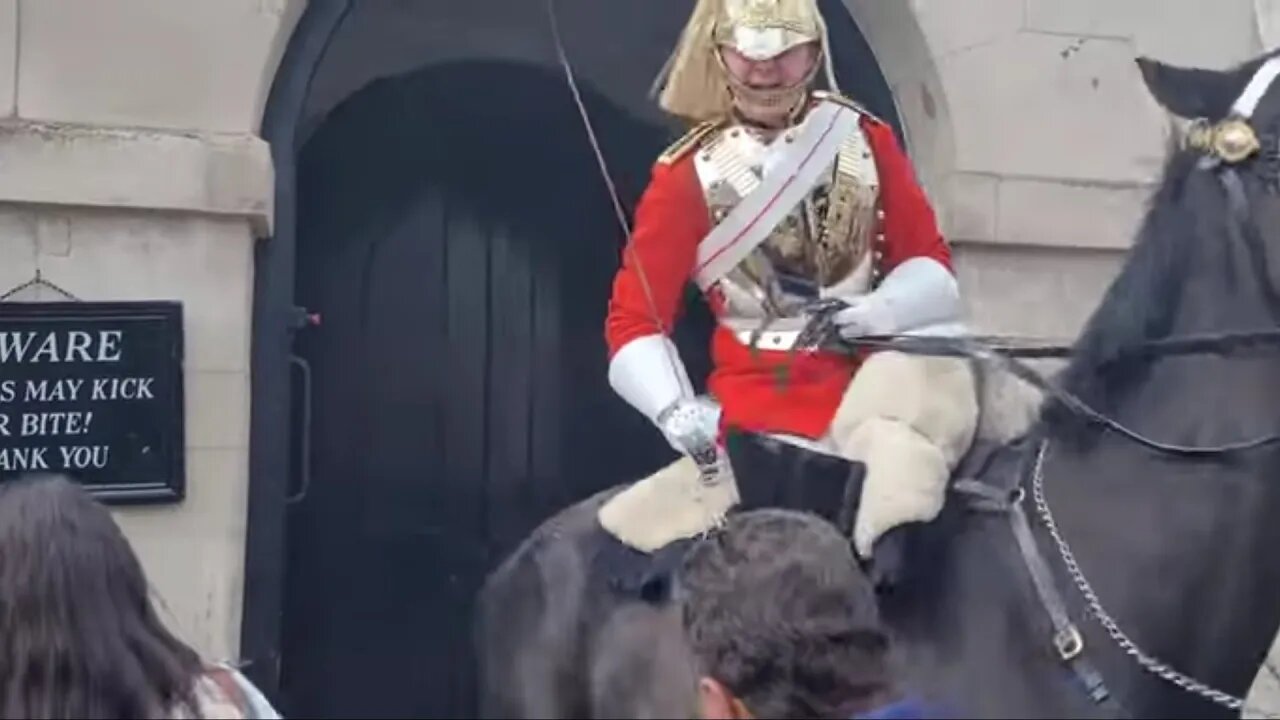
[719,41,820,126]
[720,42,819,89]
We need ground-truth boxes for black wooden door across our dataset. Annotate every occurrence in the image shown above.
[278,61,710,718]
[274,0,899,711]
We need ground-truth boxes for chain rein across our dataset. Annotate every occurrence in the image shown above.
[844,328,1280,716]
[1028,440,1280,716]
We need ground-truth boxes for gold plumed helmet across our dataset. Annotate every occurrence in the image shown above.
[652,0,839,122]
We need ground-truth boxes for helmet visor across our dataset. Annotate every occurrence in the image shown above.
[722,25,814,61]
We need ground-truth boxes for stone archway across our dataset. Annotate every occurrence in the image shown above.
[244,0,939,713]
[841,0,957,225]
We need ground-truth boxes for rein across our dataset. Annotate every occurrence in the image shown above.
[956,438,1280,720]
[893,60,1280,713]
[843,329,1280,714]
[829,130,1280,712]
[846,326,1280,715]
[842,327,1280,360]
[829,328,1280,458]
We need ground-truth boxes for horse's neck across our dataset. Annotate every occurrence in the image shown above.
[1036,430,1280,716]
[1035,310,1280,715]
[888,436,1276,718]
[885,440,1114,718]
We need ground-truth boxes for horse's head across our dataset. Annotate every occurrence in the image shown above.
[1139,51,1280,123]
[1137,50,1280,324]
[1053,50,1280,420]
[1026,51,1280,718]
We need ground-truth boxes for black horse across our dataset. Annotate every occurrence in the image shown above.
[475,51,1280,719]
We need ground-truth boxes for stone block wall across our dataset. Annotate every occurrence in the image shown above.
[0,0,301,663]
[847,0,1272,339]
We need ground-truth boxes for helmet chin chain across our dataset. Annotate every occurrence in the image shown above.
[730,75,805,107]
[721,52,821,126]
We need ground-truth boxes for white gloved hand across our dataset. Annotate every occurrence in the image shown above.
[608,334,724,464]
[656,395,723,464]
[831,257,963,340]
[832,295,895,339]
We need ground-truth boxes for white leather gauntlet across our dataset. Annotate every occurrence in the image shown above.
[656,395,722,463]
[608,334,721,457]
[833,257,964,338]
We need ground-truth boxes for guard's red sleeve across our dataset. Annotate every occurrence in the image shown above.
[604,154,710,357]
[863,118,953,274]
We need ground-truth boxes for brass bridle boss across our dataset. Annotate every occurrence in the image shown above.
[1186,115,1263,164]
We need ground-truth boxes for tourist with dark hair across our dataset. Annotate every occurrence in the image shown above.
[678,508,939,719]
[0,473,280,719]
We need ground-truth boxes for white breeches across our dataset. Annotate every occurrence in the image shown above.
[823,350,979,557]
[598,350,980,557]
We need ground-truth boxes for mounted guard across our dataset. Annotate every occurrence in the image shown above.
[599,0,979,561]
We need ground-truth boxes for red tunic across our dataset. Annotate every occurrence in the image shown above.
[605,114,953,440]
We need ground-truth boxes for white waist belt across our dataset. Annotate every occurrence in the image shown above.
[733,329,803,350]
[722,317,811,351]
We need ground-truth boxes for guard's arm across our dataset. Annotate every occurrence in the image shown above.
[837,119,963,335]
[604,154,714,442]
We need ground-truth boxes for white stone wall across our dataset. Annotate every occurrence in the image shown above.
[846,0,1271,339]
[0,0,302,663]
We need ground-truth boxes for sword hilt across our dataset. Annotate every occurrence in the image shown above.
[690,442,722,481]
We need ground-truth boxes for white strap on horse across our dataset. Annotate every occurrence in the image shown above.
[1233,54,1280,118]
[693,99,863,291]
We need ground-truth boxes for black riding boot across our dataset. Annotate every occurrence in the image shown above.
[725,430,918,595]
[867,525,919,594]
[723,430,865,537]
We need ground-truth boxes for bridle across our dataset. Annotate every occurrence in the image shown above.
[895,57,1280,718]
[804,329,1280,457]
[542,0,1280,710]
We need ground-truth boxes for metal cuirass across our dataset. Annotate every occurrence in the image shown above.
[692,109,882,350]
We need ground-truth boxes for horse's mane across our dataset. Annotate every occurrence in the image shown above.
[1049,139,1202,416]
[1050,53,1280,422]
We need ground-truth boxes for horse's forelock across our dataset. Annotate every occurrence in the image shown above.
[1049,93,1280,440]
[1050,143,1201,416]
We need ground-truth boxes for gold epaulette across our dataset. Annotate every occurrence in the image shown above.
[657,119,724,165]
[812,90,885,125]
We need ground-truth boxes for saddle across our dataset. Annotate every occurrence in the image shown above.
[595,357,1044,598]
[726,430,927,592]
[725,431,863,535]
[596,429,1011,602]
